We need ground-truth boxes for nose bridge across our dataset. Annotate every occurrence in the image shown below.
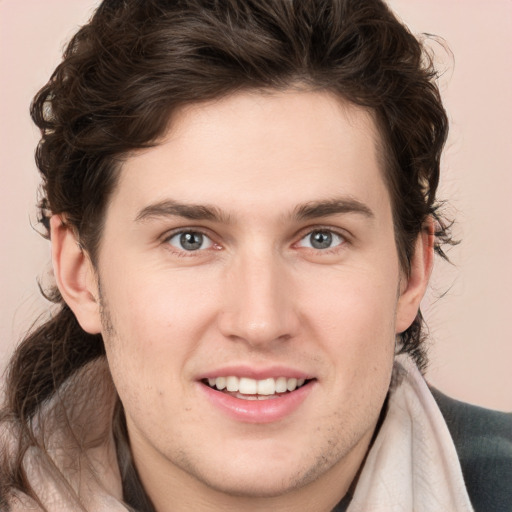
[219,244,296,346]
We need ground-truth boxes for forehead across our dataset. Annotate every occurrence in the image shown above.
[107,89,390,224]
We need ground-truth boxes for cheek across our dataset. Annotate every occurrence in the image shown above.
[301,266,399,386]
[304,266,399,339]
[99,264,224,399]
[100,279,208,437]
[105,261,214,332]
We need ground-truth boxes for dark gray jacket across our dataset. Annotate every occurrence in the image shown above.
[431,388,512,512]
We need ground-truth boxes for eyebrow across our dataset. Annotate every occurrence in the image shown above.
[292,198,374,221]
[135,197,374,224]
[135,199,232,224]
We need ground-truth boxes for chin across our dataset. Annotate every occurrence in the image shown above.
[184,447,337,500]
[198,470,308,499]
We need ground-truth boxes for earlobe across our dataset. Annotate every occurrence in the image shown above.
[395,218,435,333]
[50,215,102,334]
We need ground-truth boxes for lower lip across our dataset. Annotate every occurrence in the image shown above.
[198,381,315,424]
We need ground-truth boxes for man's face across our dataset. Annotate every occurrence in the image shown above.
[94,90,410,502]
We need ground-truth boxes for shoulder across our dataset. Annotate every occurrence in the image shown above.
[430,387,512,512]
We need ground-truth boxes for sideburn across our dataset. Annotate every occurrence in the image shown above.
[98,280,117,338]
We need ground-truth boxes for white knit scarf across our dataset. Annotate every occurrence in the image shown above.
[347,355,474,511]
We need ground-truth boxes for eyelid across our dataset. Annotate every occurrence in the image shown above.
[290,226,352,259]
[162,225,214,241]
[162,227,221,253]
[298,231,344,248]
[294,225,350,244]
[159,224,350,255]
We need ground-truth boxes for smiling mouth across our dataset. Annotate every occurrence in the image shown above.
[202,376,313,400]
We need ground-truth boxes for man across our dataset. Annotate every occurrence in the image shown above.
[1,1,510,511]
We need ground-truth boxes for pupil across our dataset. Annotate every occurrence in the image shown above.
[180,232,203,250]
[311,231,332,249]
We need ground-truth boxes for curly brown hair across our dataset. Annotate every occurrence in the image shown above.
[1,1,452,509]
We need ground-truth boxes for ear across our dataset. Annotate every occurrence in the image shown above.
[50,215,102,334]
[395,218,435,333]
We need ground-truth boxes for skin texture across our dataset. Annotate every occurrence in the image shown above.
[51,90,432,511]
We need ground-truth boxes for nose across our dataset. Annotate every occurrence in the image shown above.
[217,249,299,348]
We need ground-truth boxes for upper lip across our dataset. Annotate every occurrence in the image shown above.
[197,365,313,381]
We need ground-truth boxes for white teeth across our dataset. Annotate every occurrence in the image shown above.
[257,378,275,395]
[215,377,226,390]
[226,376,239,392]
[275,377,287,393]
[287,378,298,392]
[206,376,309,395]
[239,377,257,394]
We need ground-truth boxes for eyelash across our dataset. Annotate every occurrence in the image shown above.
[294,227,348,253]
[163,228,219,257]
[162,226,349,256]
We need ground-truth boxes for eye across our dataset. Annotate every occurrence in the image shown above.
[297,229,345,250]
[167,231,214,251]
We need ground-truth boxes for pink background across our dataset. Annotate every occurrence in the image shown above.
[1,1,511,410]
